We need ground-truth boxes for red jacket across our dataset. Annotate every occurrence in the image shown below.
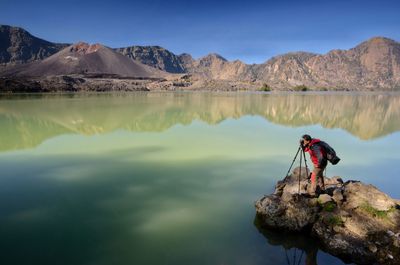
[304,138,327,168]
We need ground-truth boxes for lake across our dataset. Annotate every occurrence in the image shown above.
[1,92,400,265]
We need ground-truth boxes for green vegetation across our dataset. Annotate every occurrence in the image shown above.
[259,83,272,92]
[318,87,329,91]
[322,201,336,212]
[360,202,395,219]
[326,215,344,226]
[293,85,308,91]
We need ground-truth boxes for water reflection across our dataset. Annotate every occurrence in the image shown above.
[0,92,397,265]
[254,215,318,265]
[0,150,278,265]
[1,92,400,151]
[254,215,352,265]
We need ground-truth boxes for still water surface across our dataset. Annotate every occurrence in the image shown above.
[1,92,400,265]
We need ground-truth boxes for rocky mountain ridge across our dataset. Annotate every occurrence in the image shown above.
[115,45,187,73]
[0,25,69,65]
[1,25,400,90]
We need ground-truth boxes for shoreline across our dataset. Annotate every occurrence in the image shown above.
[1,89,400,95]
[1,75,400,93]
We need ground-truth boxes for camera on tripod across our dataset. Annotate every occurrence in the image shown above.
[299,139,306,148]
[285,142,310,194]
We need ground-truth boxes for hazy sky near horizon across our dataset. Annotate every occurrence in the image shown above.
[1,0,399,63]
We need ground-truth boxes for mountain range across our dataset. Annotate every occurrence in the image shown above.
[1,24,400,90]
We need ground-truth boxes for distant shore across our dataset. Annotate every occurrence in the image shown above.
[1,75,399,93]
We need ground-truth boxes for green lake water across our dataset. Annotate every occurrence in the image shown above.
[1,92,400,265]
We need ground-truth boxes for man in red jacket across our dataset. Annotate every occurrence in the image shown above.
[301,134,327,196]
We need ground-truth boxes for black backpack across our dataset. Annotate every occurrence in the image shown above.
[318,141,340,165]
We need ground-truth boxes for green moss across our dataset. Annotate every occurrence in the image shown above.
[259,83,272,92]
[323,201,336,212]
[359,202,395,219]
[326,215,344,226]
[293,85,308,91]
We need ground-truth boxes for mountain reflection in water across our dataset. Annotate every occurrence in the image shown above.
[1,92,399,152]
[0,92,395,265]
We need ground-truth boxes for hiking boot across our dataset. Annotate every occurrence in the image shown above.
[316,186,325,195]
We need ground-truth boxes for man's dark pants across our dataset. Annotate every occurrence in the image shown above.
[310,164,326,195]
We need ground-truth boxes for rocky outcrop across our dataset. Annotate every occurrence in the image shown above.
[184,53,254,81]
[177,53,195,70]
[0,75,153,93]
[114,46,186,73]
[0,25,69,65]
[255,167,400,265]
[252,52,318,88]
[0,71,201,93]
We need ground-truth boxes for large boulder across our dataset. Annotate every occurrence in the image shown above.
[343,181,397,211]
[255,167,400,265]
[255,193,319,231]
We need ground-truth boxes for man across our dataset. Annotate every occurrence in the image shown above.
[301,134,327,196]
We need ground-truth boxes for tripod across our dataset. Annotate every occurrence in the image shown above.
[284,144,310,194]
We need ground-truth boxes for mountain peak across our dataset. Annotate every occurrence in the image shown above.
[0,24,24,32]
[69,42,104,55]
[353,36,398,51]
[366,36,396,44]
[3,40,160,77]
[200,53,227,62]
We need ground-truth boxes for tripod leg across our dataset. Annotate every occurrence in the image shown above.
[285,146,301,178]
[302,149,310,178]
[299,146,303,194]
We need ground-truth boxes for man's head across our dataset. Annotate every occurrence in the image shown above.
[301,134,312,147]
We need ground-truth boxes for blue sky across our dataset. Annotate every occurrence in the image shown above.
[1,0,399,63]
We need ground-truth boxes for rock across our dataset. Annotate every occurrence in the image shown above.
[255,193,319,231]
[0,75,152,93]
[273,180,285,196]
[331,176,344,184]
[255,169,400,265]
[290,166,311,181]
[281,167,310,197]
[394,238,400,248]
[325,176,343,186]
[332,188,344,204]
[368,243,378,253]
[343,182,396,211]
[318,194,333,204]
[115,45,187,73]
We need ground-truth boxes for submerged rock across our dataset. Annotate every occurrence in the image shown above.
[255,167,400,265]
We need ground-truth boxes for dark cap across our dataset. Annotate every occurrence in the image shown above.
[302,134,312,141]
